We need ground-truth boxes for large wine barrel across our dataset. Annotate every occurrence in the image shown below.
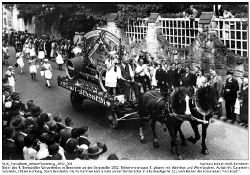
[65,56,84,79]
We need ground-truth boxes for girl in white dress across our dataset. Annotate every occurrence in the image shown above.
[5,66,16,92]
[38,43,45,64]
[24,40,31,59]
[16,52,25,74]
[105,51,119,96]
[30,44,36,59]
[42,59,52,88]
[28,57,37,81]
[55,51,64,70]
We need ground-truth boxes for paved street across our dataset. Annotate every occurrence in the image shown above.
[2,46,248,160]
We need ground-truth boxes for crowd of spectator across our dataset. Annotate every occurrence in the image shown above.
[2,77,128,160]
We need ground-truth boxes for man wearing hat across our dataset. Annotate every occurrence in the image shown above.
[224,70,239,123]
[42,58,52,87]
[11,92,26,115]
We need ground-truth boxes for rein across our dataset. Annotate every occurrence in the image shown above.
[194,89,213,119]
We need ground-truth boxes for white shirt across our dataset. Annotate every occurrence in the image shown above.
[196,75,206,88]
[135,64,150,77]
[73,47,82,55]
[23,147,38,160]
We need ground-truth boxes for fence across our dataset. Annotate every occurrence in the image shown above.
[126,17,248,57]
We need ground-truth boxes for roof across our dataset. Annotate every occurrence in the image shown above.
[106,13,117,22]
[199,12,214,24]
[147,13,160,23]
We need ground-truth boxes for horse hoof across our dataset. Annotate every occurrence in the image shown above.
[153,142,159,148]
[187,136,196,144]
[140,139,147,144]
[181,140,188,146]
[201,148,209,155]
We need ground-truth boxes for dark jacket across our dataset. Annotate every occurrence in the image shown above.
[180,73,194,88]
[174,68,185,87]
[59,127,72,148]
[167,69,175,88]
[224,78,239,100]
[2,139,24,160]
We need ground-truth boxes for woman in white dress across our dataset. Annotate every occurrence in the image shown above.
[28,57,37,81]
[42,59,52,88]
[30,44,36,59]
[16,52,25,74]
[55,51,64,70]
[50,40,56,61]
[24,40,31,59]
[5,66,16,92]
[105,51,119,96]
[38,43,45,64]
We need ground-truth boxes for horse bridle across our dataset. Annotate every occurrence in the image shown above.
[193,89,214,122]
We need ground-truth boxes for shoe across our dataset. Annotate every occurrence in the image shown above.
[45,83,48,86]
[245,124,248,128]
[223,118,228,122]
[231,120,235,124]
[217,115,222,119]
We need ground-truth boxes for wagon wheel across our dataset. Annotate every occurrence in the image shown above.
[70,91,84,111]
[106,109,119,129]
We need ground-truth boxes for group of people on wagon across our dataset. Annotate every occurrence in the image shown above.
[104,49,248,128]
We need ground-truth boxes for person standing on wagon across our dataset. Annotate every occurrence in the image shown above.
[42,59,53,88]
[105,51,119,96]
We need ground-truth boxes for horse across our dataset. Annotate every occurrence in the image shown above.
[138,88,191,159]
[186,85,220,155]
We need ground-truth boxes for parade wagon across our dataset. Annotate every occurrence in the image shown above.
[58,29,140,129]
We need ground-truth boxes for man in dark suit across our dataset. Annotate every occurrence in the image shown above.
[180,66,194,88]
[210,68,225,118]
[223,70,239,123]
[167,62,176,89]
[78,125,91,147]
[44,37,51,60]
[155,64,166,91]
[174,62,185,88]
[3,127,24,160]
[59,117,74,148]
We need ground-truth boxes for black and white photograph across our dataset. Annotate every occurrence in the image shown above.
[1,1,249,174]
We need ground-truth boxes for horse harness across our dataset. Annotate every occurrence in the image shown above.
[146,90,210,124]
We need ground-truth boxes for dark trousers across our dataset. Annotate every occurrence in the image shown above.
[121,81,139,100]
[225,98,236,121]
[137,75,151,92]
